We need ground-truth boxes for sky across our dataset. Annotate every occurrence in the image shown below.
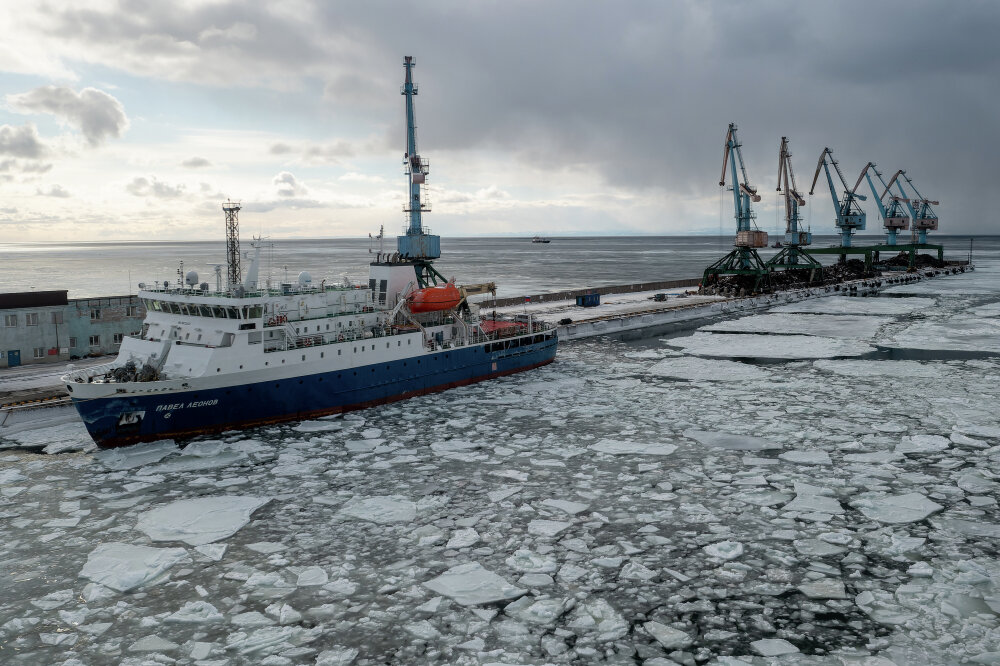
[0,0,996,242]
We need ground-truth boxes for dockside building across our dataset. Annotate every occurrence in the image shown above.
[0,291,145,368]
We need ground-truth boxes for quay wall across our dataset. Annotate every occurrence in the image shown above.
[480,278,701,309]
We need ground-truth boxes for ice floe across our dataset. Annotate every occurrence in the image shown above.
[589,439,677,455]
[79,542,189,592]
[669,332,875,359]
[137,495,271,545]
[852,492,944,524]
[684,429,781,451]
[648,356,771,381]
[422,562,525,606]
[705,313,887,339]
[337,495,417,524]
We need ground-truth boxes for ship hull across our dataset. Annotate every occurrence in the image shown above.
[74,335,557,448]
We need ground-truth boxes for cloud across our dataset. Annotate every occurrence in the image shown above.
[273,171,307,197]
[182,156,211,168]
[0,124,48,158]
[0,158,52,174]
[126,176,185,198]
[36,184,71,198]
[302,140,355,164]
[243,198,327,213]
[269,140,356,164]
[8,86,129,146]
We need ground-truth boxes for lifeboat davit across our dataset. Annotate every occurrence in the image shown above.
[407,283,462,313]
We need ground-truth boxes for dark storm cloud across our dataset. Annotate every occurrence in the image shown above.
[308,0,999,232]
[8,86,129,146]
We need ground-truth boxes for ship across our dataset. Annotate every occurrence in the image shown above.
[532,236,551,243]
[62,56,558,449]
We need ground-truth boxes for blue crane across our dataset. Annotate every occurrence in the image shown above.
[702,123,770,293]
[809,148,866,247]
[766,137,821,277]
[397,56,444,287]
[853,163,909,246]
[719,123,765,246]
[882,170,939,244]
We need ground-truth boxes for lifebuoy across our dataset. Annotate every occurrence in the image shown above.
[266,318,276,327]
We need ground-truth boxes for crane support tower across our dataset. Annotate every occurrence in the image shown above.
[883,170,939,244]
[702,123,770,294]
[222,200,242,292]
[809,148,866,248]
[395,55,445,288]
[854,163,909,246]
[765,137,822,280]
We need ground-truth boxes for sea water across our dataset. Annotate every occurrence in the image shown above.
[0,235,998,664]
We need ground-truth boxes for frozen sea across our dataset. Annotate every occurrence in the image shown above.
[1,236,999,665]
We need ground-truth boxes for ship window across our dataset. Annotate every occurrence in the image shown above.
[199,306,212,317]
[326,324,330,331]
[217,368,221,372]
[185,332,190,340]
[281,359,285,363]
[338,350,341,356]
[227,307,240,319]
[397,341,401,347]
[386,343,389,348]
[302,355,306,361]
[320,352,324,358]
[212,306,225,318]
[239,365,243,369]
[249,305,263,319]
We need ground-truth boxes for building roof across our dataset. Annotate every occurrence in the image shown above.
[0,290,69,310]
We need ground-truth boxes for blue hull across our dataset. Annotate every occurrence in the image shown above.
[74,335,557,448]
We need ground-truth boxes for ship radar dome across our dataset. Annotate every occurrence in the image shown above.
[185,270,199,286]
[298,271,312,286]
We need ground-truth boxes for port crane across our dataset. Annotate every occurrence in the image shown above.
[765,137,822,279]
[853,163,909,246]
[397,56,445,288]
[703,123,770,293]
[809,148,866,247]
[882,170,939,244]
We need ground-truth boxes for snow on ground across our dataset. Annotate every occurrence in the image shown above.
[0,266,998,664]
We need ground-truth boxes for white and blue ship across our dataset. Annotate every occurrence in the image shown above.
[62,56,557,448]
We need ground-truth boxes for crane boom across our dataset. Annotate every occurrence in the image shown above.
[808,147,866,247]
[857,162,909,245]
[703,123,771,293]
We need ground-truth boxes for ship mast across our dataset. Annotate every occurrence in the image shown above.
[398,56,445,288]
[222,200,242,293]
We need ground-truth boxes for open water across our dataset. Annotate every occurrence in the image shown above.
[0,235,998,665]
[1,235,984,299]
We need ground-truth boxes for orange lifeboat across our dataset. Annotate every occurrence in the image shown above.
[407,283,462,313]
